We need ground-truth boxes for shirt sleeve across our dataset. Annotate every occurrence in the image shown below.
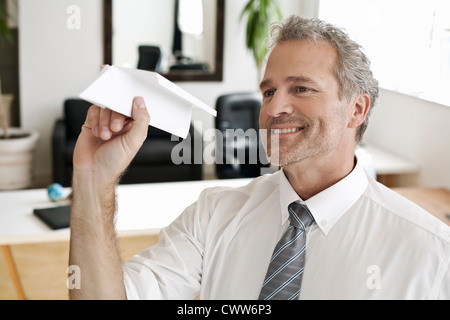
[122,193,210,300]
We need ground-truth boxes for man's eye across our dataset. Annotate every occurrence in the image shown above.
[263,90,275,98]
[293,86,310,93]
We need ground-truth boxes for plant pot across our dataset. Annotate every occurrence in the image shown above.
[0,127,40,190]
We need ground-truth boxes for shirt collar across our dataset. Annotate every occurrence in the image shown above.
[278,158,369,235]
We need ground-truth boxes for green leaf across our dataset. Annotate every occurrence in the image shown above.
[239,0,255,21]
[240,0,283,70]
[0,0,13,48]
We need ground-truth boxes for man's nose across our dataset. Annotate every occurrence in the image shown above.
[265,91,294,118]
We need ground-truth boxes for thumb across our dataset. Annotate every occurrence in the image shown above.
[132,96,151,125]
[124,96,150,151]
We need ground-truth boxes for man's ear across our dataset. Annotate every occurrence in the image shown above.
[348,93,370,129]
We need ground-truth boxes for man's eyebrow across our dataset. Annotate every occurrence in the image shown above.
[259,79,272,91]
[259,76,320,90]
[286,76,320,87]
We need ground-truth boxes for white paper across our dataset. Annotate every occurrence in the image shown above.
[79,65,216,138]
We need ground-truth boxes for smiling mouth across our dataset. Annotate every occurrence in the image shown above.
[271,127,304,135]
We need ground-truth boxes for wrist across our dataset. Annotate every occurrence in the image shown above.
[72,167,118,190]
[71,169,117,221]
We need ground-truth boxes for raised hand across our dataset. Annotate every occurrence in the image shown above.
[73,96,150,185]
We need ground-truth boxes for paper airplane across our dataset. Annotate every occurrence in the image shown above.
[79,65,216,138]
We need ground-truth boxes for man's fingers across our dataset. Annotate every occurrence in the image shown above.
[83,99,149,145]
[132,97,150,125]
[123,97,150,150]
[110,112,127,133]
[83,105,100,134]
[98,107,113,140]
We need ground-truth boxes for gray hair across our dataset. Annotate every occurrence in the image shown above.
[268,15,379,143]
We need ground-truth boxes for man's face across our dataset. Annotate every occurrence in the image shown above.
[259,39,353,167]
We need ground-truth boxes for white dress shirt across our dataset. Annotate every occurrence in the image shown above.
[123,160,450,300]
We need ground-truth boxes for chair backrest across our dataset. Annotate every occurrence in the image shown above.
[64,98,172,141]
[215,92,261,132]
[215,92,267,178]
[64,99,92,139]
[137,45,162,72]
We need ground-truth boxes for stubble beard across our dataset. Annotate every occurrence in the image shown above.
[260,115,312,167]
[262,119,341,168]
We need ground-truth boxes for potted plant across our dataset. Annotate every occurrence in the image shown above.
[240,0,282,80]
[0,1,39,190]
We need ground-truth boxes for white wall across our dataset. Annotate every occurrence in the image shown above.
[364,88,450,188]
[19,0,103,185]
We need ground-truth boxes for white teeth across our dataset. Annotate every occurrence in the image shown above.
[271,127,301,134]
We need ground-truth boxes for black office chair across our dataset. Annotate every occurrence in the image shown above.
[52,99,202,187]
[215,92,269,179]
[137,45,162,72]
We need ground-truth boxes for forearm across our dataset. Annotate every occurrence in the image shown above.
[68,98,149,299]
[68,171,126,300]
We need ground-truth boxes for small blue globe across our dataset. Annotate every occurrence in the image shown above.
[47,183,64,202]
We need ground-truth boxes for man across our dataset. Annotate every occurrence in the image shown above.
[69,16,449,299]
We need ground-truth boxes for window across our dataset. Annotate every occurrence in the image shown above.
[319,0,450,106]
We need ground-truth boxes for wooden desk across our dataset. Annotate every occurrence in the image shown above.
[0,178,253,299]
[392,187,450,226]
[357,144,419,187]
[2,179,448,299]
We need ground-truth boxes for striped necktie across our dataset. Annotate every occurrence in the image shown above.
[259,201,315,300]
